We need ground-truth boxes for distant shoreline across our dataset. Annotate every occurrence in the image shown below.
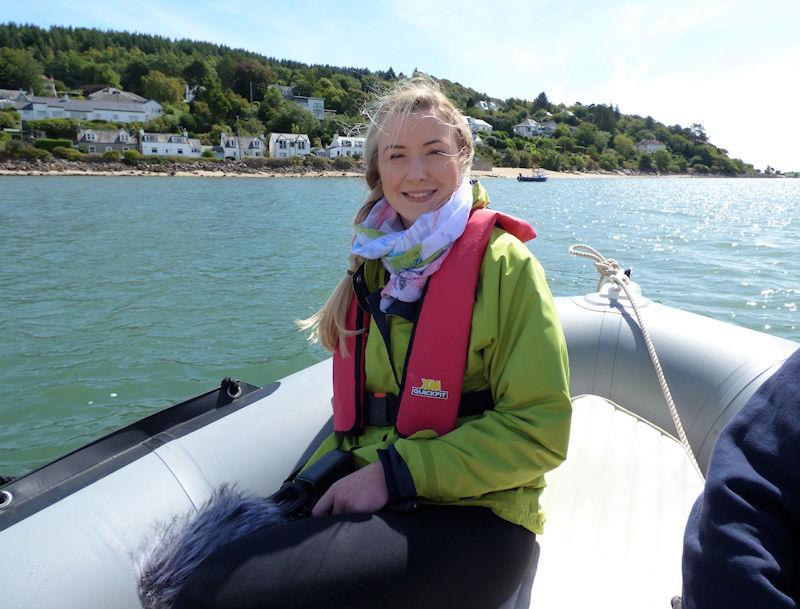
[0,160,788,180]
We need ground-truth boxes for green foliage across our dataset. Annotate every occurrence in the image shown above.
[0,22,753,176]
[0,108,20,129]
[141,70,184,103]
[123,149,144,164]
[201,149,216,158]
[0,47,44,93]
[33,138,73,152]
[25,118,80,139]
[52,146,83,160]
[267,103,319,137]
[333,155,357,170]
[638,153,653,171]
[653,149,671,172]
[2,139,52,160]
[103,150,121,162]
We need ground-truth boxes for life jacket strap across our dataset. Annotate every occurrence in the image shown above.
[365,390,494,428]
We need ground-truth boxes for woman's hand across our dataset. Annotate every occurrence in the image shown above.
[311,460,389,516]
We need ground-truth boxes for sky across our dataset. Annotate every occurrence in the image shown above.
[3,0,799,171]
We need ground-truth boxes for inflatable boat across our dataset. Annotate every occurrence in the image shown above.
[1,280,797,609]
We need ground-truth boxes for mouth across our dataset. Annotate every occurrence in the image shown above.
[402,189,437,203]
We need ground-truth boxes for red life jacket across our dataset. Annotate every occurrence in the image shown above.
[332,208,536,437]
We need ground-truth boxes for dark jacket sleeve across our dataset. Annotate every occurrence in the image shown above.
[682,348,800,609]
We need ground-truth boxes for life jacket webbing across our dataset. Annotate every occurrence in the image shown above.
[332,208,536,437]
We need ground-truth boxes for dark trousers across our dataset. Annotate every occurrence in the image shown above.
[174,505,537,609]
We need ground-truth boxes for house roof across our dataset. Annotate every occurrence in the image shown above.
[77,128,134,144]
[222,134,265,149]
[637,139,664,146]
[87,88,148,103]
[269,133,310,144]
[515,118,540,128]
[23,96,151,114]
[141,132,199,146]
[0,89,27,101]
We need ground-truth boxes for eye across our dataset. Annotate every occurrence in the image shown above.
[389,152,405,160]
[428,149,446,156]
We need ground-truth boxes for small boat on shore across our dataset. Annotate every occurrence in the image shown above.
[517,170,548,182]
[1,274,797,609]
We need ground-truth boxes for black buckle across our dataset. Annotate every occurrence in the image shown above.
[366,393,399,427]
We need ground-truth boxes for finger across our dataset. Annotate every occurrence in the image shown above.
[311,488,333,517]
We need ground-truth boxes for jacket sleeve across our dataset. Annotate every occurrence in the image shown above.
[682,349,800,609]
[392,232,572,502]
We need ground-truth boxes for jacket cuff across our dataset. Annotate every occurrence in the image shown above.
[377,446,417,503]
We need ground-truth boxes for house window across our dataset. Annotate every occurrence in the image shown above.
[253,141,260,147]
[279,141,287,149]
[151,148,158,154]
[299,141,305,150]
[290,141,295,147]
[177,149,183,154]
[122,147,129,152]
[89,146,96,152]
[86,133,96,141]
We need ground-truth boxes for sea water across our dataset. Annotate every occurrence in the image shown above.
[0,175,797,475]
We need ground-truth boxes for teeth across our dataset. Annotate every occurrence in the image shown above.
[405,191,434,198]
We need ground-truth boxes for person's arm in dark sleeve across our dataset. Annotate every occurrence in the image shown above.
[682,348,800,609]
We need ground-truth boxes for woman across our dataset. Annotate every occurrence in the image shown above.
[175,78,571,609]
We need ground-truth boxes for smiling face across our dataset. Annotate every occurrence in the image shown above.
[377,112,462,227]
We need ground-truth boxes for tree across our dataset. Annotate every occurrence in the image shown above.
[121,57,151,94]
[689,123,708,143]
[0,47,44,93]
[141,70,184,103]
[231,59,275,102]
[533,92,550,111]
[183,58,211,86]
[267,102,319,136]
[653,148,671,172]
[613,134,636,159]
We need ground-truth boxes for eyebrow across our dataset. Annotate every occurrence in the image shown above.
[382,139,447,153]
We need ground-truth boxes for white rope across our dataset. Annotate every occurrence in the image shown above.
[569,244,704,479]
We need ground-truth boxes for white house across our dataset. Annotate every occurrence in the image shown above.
[291,96,325,121]
[76,128,135,154]
[328,134,365,158]
[271,86,325,121]
[16,94,163,123]
[465,116,493,134]
[139,129,202,157]
[513,118,546,138]
[220,133,266,160]
[636,139,667,154]
[477,100,498,111]
[268,133,311,158]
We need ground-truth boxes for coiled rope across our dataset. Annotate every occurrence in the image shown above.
[569,244,704,479]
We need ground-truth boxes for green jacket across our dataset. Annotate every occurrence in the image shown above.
[306,194,572,534]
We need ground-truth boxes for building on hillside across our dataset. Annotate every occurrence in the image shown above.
[0,89,27,110]
[270,85,325,121]
[220,133,266,160]
[477,100,498,111]
[540,121,558,134]
[139,129,201,157]
[327,134,365,158]
[465,116,493,134]
[76,128,136,154]
[636,139,667,154]
[268,133,310,158]
[291,96,325,121]
[87,88,148,104]
[513,118,546,138]
[13,94,163,123]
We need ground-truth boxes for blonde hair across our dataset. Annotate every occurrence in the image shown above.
[298,76,474,354]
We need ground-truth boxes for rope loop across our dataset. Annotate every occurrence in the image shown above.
[568,244,629,293]
[569,244,704,479]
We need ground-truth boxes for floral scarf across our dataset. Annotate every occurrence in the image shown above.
[352,179,473,312]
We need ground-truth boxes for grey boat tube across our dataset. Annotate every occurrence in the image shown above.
[554,289,799,472]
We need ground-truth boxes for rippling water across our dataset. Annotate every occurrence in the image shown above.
[1,175,797,475]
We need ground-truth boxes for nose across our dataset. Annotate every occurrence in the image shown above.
[407,155,427,180]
